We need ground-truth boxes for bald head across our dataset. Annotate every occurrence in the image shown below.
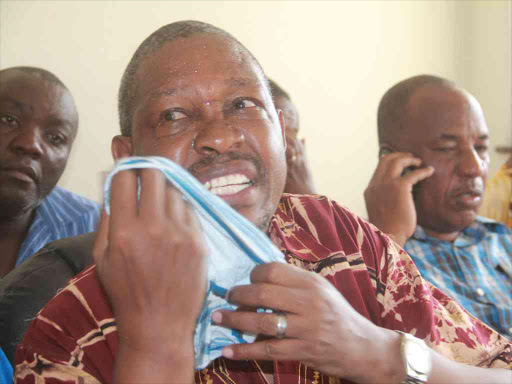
[377,75,457,143]
[118,20,267,136]
[0,66,68,90]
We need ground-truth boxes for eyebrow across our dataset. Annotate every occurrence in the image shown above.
[149,88,178,100]
[0,97,33,113]
[47,116,75,130]
[224,77,259,87]
[437,133,490,141]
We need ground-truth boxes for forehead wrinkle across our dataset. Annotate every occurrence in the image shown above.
[149,88,178,100]
[224,77,259,88]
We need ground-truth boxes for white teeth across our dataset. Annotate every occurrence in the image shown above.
[204,173,250,191]
[210,183,250,196]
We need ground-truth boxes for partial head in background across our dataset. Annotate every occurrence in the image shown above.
[268,78,316,195]
[378,74,490,236]
[269,79,299,138]
[113,21,287,231]
[0,67,79,219]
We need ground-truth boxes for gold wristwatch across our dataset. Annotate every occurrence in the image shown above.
[395,331,432,384]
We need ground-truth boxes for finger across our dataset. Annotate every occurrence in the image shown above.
[92,209,110,266]
[378,153,423,179]
[222,338,307,362]
[139,169,166,220]
[250,262,313,287]
[227,283,304,313]
[213,310,304,339]
[164,183,195,223]
[403,165,435,186]
[110,170,138,231]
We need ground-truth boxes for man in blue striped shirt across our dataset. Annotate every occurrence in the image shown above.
[365,74,512,338]
[0,67,100,278]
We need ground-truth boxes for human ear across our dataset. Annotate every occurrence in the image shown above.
[379,144,393,158]
[111,135,133,160]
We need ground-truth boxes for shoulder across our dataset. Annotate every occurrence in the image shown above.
[16,265,116,381]
[41,187,101,224]
[474,215,511,236]
[273,194,392,267]
[47,187,101,212]
[277,193,388,241]
[277,193,366,228]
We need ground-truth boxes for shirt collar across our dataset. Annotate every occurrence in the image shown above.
[411,216,509,247]
[268,196,333,262]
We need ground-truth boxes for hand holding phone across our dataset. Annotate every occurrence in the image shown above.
[365,149,434,246]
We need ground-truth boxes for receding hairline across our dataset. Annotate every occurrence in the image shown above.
[377,75,458,142]
[0,66,69,91]
[0,66,79,132]
[118,20,269,136]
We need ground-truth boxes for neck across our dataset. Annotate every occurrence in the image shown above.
[422,227,459,242]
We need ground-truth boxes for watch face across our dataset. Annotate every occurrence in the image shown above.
[405,339,432,374]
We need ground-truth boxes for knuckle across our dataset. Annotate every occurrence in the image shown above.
[110,229,132,248]
[265,263,282,283]
[309,339,328,357]
[264,340,281,359]
[145,224,165,239]
[257,314,276,334]
[254,285,271,303]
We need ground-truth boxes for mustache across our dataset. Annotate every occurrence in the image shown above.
[451,179,485,196]
[187,151,266,181]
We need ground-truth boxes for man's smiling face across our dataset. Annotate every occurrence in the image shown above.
[113,34,287,231]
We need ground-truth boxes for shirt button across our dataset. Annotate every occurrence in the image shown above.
[476,288,485,297]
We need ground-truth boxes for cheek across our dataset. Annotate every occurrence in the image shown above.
[138,134,196,168]
[254,125,286,166]
[42,150,70,184]
[416,166,452,206]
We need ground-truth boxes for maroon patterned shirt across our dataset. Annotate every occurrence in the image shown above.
[16,195,512,383]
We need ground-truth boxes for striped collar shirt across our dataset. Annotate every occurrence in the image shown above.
[404,216,512,338]
[15,186,100,267]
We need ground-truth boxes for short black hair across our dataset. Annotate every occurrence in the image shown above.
[268,78,290,101]
[118,20,267,137]
[377,74,455,142]
[0,66,68,90]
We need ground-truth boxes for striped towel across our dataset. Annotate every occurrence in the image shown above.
[103,156,285,369]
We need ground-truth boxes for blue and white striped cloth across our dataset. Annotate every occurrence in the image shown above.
[16,187,100,267]
[103,156,285,369]
[405,217,512,338]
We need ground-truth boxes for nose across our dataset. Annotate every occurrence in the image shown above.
[193,118,245,156]
[457,147,486,178]
[9,127,44,158]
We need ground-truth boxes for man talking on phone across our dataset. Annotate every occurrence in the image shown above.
[365,74,512,338]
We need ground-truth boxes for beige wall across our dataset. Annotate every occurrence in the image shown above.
[1,0,510,218]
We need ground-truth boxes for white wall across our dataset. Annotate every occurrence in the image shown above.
[1,0,510,218]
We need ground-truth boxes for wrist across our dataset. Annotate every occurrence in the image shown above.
[347,326,407,384]
[115,339,195,384]
[375,329,408,384]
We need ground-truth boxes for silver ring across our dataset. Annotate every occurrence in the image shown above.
[275,312,287,339]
